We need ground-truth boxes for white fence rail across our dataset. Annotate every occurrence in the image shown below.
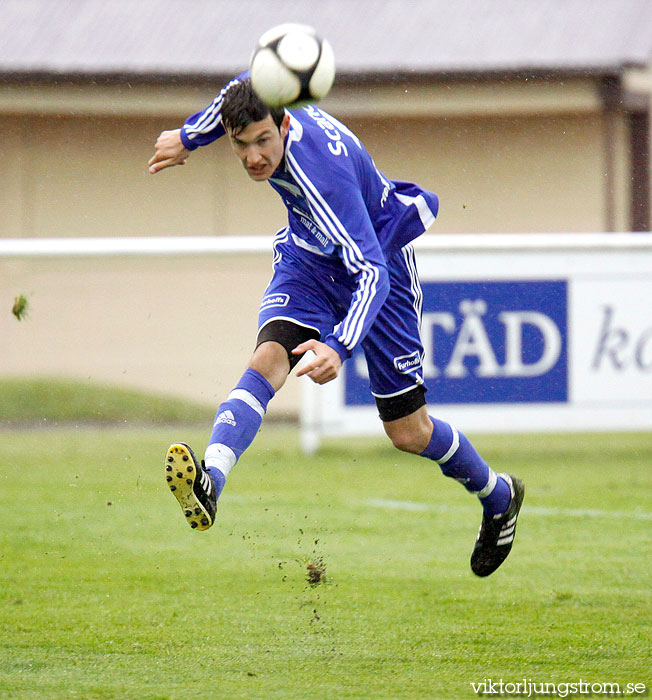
[3,233,651,453]
[2,233,652,258]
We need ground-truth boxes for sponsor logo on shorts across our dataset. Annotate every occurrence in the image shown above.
[394,350,422,374]
[345,280,568,407]
[261,293,290,310]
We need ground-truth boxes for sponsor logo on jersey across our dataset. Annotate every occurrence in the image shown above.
[299,216,330,247]
[393,350,422,374]
[214,410,236,427]
[304,105,349,157]
[261,293,290,310]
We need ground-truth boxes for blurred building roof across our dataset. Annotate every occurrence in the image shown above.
[2,0,652,80]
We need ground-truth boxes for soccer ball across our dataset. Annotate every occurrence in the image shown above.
[250,23,335,108]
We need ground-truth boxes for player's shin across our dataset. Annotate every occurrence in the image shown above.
[420,417,511,516]
[204,368,275,484]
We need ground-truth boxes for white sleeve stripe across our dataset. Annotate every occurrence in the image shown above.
[395,192,437,231]
[339,266,379,347]
[185,97,223,136]
[402,244,423,331]
[188,79,236,134]
[340,271,374,339]
[402,245,417,313]
[285,151,382,348]
[184,78,241,137]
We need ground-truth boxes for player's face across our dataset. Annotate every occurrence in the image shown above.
[228,114,290,181]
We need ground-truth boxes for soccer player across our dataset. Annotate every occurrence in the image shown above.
[148,73,524,577]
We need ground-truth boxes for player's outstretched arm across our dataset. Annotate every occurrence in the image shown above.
[148,129,190,174]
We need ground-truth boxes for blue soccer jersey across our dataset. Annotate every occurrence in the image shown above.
[180,73,438,368]
[170,77,520,557]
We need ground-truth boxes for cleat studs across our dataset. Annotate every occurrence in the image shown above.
[184,510,192,517]
[187,466,193,473]
[182,455,189,461]
[166,465,172,472]
[190,521,198,529]
[166,476,172,482]
[186,478,192,485]
[167,456,173,463]
[176,472,183,478]
[194,508,202,515]
[201,518,209,526]
[170,485,176,492]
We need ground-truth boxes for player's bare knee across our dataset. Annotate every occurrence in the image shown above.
[383,424,425,454]
[381,400,432,454]
[249,341,290,391]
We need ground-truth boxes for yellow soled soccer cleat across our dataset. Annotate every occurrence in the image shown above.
[164,442,219,531]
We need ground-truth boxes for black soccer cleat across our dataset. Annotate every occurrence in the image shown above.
[165,442,217,531]
[471,473,525,577]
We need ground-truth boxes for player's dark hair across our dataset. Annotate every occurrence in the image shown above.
[222,79,286,136]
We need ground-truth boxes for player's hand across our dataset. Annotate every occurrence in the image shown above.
[148,129,190,173]
[293,340,342,385]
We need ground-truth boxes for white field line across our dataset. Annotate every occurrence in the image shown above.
[365,498,652,521]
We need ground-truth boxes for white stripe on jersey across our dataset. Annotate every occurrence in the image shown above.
[184,77,241,138]
[185,97,223,137]
[395,192,437,231]
[284,150,380,349]
[291,231,327,256]
[285,152,354,266]
[402,244,423,332]
[272,227,289,266]
[340,267,379,347]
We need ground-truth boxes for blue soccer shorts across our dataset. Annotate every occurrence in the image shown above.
[257,234,426,407]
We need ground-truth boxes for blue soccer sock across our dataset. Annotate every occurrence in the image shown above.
[420,417,511,516]
[203,368,275,485]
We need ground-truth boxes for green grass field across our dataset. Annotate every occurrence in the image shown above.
[0,377,210,427]
[1,420,651,699]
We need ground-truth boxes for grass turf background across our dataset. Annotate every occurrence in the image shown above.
[0,377,211,426]
[1,422,650,699]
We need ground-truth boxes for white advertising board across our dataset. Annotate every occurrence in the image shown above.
[300,233,652,452]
